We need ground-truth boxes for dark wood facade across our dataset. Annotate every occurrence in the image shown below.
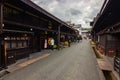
[0,0,77,69]
[92,0,120,57]
[92,0,120,76]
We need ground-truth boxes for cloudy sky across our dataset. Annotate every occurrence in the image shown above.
[31,0,104,28]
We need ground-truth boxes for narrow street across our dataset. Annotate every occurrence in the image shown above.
[1,40,104,80]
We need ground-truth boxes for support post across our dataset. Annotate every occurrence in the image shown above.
[0,0,3,34]
[93,31,96,42]
[0,1,3,69]
[0,36,2,69]
[0,1,2,69]
[0,1,7,69]
[105,34,107,56]
[57,24,61,50]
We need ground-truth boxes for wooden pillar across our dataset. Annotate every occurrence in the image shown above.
[0,1,3,69]
[1,41,7,68]
[105,34,107,55]
[57,24,61,50]
[36,33,41,51]
[0,1,7,69]
[92,31,95,41]
[0,0,3,34]
[94,31,97,42]
[0,2,2,70]
[0,35,2,69]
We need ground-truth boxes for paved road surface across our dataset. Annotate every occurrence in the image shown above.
[1,40,104,80]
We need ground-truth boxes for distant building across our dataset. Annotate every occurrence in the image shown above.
[66,21,75,27]
[81,28,92,38]
[73,24,82,35]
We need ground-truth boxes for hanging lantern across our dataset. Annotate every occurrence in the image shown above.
[45,31,47,34]
[48,21,52,29]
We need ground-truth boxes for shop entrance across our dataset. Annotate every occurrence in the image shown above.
[3,31,32,65]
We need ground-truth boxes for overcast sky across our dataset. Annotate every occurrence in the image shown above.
[31,0,104,28]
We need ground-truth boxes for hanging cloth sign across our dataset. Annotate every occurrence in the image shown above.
[44,39,47,48]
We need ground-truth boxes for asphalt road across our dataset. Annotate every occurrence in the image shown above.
[1,40,103,80]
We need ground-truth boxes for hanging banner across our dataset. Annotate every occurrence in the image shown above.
[44,39,47,49]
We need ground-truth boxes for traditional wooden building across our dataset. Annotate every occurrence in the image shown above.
[0,0,77,69]
[91,0,120,76]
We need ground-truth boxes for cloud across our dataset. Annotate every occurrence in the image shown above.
[68,8,82,16]
[31,0,104,28]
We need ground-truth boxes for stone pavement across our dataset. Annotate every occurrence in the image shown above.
[0,40,105,80]
[0,50,51,73]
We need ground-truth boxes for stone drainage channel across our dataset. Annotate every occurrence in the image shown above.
[92,46,118,80]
